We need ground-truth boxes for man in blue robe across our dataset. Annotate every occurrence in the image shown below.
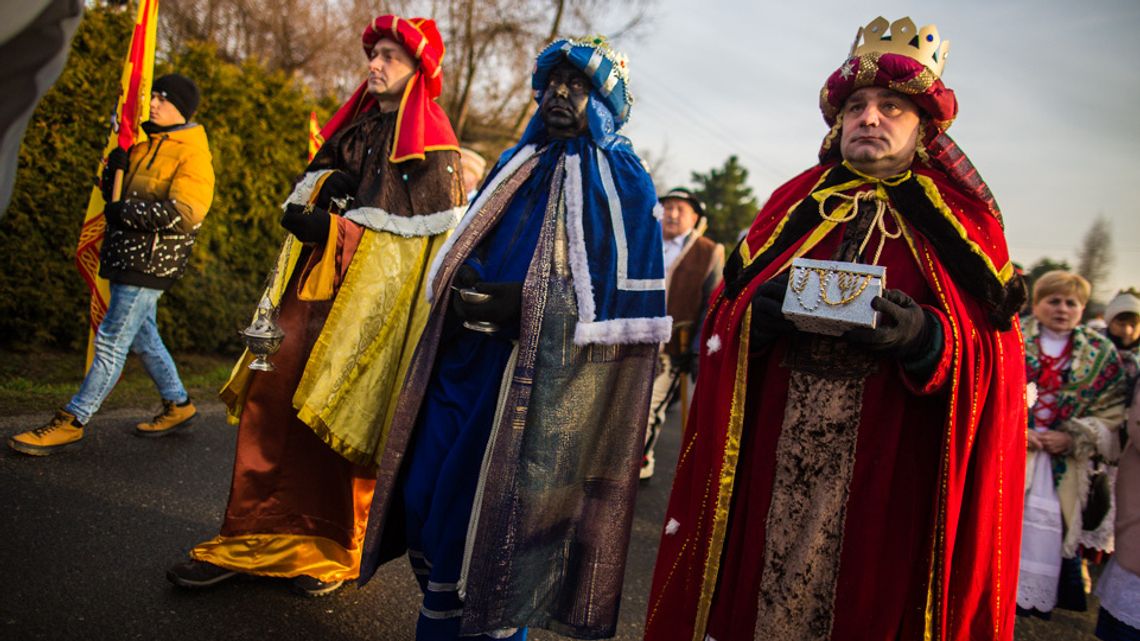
[358,36,670,641]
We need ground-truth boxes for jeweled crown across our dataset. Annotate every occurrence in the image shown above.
[849,17,950,77]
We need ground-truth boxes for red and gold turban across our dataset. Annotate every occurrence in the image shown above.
[818,45,1000,220]
[820,52,957,131]
[320,15,458,164]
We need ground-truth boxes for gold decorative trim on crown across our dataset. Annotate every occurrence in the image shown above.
[849,17,950,78]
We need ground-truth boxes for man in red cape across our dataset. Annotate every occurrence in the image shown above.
[645,17,1027,641]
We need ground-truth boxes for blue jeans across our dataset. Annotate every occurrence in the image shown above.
[65,283,187,424]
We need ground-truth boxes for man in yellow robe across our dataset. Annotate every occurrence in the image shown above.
[166,14,465,597]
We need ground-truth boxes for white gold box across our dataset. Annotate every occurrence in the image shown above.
[780,257,885,336]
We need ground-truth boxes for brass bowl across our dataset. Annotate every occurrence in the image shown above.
[462,320,499,334]
[457,287,493,304]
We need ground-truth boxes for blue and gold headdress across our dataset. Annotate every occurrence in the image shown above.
[532,35,634,132]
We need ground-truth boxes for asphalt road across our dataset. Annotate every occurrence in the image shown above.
[0,399,1101,640]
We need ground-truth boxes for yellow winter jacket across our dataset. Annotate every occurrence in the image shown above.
[101,123,215,289]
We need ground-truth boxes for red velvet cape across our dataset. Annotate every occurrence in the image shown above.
[644,162,1027,641]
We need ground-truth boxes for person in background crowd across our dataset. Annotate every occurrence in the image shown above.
[640,186,723,480]
[1018,271,1125,618]
[459,146,487,201]
[1094,330,1140,639]
[1104,290,1140,375]
[1080,289,1140,586]
[9,73,213,456]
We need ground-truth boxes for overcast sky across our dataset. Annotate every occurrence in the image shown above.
[604,0,1140,298]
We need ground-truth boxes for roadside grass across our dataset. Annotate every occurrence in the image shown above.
[0,349,236,417]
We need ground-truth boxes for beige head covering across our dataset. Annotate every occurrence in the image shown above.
[1106,290,1140,323]
[459,147,487,181]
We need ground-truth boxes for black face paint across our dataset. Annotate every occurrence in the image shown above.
[540,61,590,139]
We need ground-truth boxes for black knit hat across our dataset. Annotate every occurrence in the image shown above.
[659,186,706,218]
[152,74,199,120]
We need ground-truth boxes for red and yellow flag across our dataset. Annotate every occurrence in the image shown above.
[308,111,324,162]
[75,0,159,370]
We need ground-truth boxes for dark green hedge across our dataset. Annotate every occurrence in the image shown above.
[0,5,328,355]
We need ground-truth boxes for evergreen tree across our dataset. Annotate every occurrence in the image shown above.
[690,155,759,246]
[1023,257,1072,308]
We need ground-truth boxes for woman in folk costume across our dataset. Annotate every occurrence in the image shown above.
[357,36,668,640]
[645,17,1029,641]
[166,14,465,596]
[1017,271,1124,617]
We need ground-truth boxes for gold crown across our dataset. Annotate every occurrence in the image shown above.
[848,17,950,77]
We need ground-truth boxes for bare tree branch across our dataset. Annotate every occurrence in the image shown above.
[1077,215,1114,302]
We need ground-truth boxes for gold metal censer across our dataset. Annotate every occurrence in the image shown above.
[240,239,293,371]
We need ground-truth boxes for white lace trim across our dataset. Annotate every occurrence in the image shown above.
[281,169,334,208]
[1095,557,1140,628]
[343,205,463,238]
[1078,464,1117,553]
[1017,450,1063,612]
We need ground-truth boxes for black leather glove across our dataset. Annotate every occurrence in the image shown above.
[314,171,357,210]
[671,351,698,374]
[451,264,523,328]
[845,289,932,359]
[103,200,125,227]
[280,203,331,244]
[750,272,796,347]
[101,148,131,202]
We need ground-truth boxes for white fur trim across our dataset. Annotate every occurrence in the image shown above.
[426,145,539,302]
[595,149,666,292]
[652,201,664,220]
[573,316,673,346]
[344,206,462,238]
[706,334,722,355]
[563,153,597,323]
[281,169,334,208]
[1091,419,1122,462]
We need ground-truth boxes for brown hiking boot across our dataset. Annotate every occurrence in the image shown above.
[8,410,85,456]
[135,399,197,437]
